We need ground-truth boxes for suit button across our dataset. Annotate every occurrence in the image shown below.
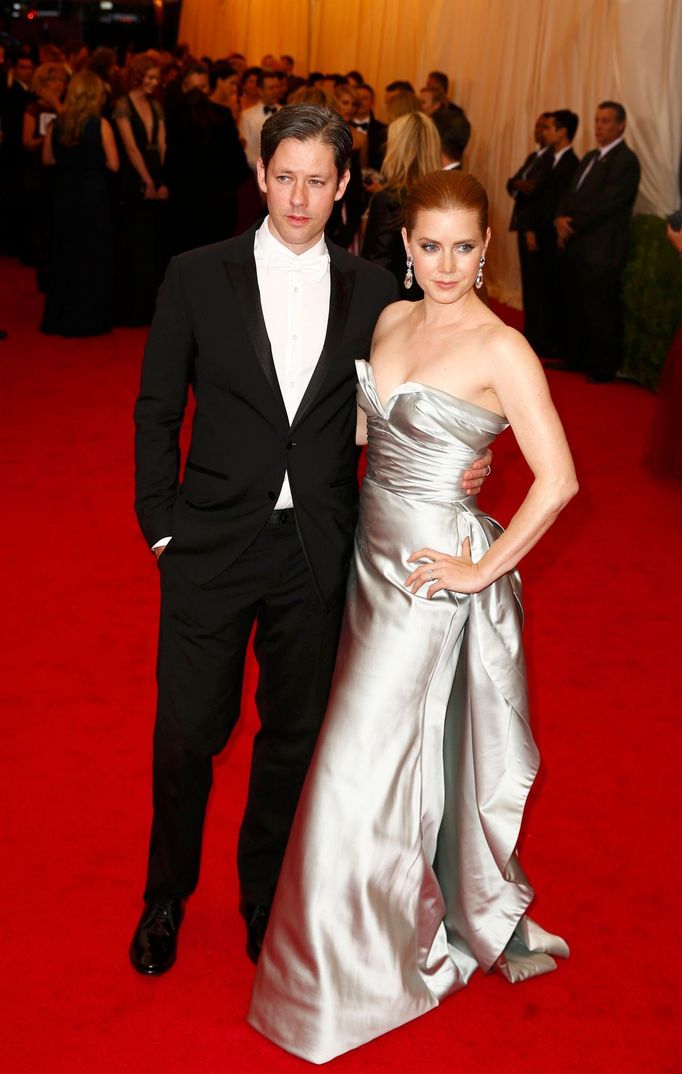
[286,440,297,449]
[268,491,276,500]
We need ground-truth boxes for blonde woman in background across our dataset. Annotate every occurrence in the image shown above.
[41,70,119,335]
[362,110,441,297]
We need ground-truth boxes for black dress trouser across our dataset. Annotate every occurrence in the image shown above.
[560,254,624,379]
[144,511,346,906]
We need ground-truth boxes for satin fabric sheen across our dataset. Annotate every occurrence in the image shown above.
[248,360,569,1063]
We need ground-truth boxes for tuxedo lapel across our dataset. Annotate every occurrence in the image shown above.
[290,258,355,432]
[222,235,288,418]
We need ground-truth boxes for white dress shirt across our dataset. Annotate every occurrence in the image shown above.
[552,145,572,167]
[239,102,279,170]
[255,217,331,509]
[152,217,331,549]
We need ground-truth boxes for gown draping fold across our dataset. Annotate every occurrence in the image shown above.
[248,360,568,1063]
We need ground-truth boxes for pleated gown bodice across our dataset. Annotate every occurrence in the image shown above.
[248,360,568,1064]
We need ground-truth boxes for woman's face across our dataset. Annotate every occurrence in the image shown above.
[403,206,490,304]
[336,92,356,122]
[44,73,67,100]
[142,67,160,96]
[242,73,259,96]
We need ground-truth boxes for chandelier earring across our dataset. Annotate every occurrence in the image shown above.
[404,254,414,290]
[475,255,485,290]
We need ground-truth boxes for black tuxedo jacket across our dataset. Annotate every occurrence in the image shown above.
[557,140,640,267]
[134,225,398,605]
[529,147,579,236]
[506,148,554,232]
[366,114,387,172]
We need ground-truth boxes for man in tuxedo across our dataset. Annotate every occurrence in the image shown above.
[131,102,495,977]
[353,83,386,172]
[555,101,640,382]
[433,109,471,170]
[240,70,282,169]
[506,113,554,351]
[524,110,580,359]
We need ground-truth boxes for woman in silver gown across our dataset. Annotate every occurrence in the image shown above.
[248,170,577,1063]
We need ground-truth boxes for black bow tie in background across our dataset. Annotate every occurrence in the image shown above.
[353,121,370,133]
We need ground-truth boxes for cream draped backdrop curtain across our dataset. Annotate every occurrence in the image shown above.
[179,0,682,305]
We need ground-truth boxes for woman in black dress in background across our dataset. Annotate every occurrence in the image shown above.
[41,70,119,336]
[113,55,169,325]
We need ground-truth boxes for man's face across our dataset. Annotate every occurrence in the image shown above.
[544,117,565,148]
[384,87,399,107]
[257,137,350,254]
[261,76,280,106]
[228,55,246,76]
[356,87,373,118]
[15,58,34,85]
[534,115,550,146]
[183,71,209,95]
[419,89,439,116]
[595,107,624,147]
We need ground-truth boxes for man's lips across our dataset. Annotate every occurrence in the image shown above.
[286,214,310,224]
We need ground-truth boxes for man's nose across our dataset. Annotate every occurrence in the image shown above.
[290,180,308,206]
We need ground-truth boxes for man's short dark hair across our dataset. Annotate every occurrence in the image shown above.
[598,100,626,124]
[346,69,364,83]
[549,109,579,141]
[281,54,295,66]
[428,70,449,94]
[307,71,325,86]
[260,104,352,180]
[386,80,414,93]
[358,83,375,98]
[433,110,471,160]
[240,65,262,86]
[209,60,236,91]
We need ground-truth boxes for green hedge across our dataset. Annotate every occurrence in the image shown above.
[621,214,682,389]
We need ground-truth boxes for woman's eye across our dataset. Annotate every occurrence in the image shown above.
[457,244,474,253]
[420,243,438,253]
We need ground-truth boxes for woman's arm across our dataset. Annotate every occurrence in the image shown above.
[41,122,56,166]
[22,110,41,152]
[406,332,578,596]
[101,117,120,172]
[355,405,367,446]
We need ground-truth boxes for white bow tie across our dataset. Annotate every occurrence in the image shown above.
[266,251,329,281]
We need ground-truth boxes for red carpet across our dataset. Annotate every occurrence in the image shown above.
[1,256,680,1074]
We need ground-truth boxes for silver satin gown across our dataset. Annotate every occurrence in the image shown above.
[248,360,569,1063]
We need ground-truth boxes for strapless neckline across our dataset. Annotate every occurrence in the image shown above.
[357,359,507,424]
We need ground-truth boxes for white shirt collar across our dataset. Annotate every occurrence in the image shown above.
[553,145,572,165]
[255,216,329,266]
[536,144,551,157]
[598,135,624,158]
[442,161,461,170]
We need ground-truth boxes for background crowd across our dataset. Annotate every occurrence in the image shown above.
[0,36,679,391]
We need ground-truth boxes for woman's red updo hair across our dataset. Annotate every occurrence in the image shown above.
[404,169,489,236]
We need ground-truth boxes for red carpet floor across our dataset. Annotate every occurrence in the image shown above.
[1,256,680,1074]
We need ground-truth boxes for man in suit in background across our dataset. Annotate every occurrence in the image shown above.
[506,113,554,352]
[131,104,494,978]
[352,83,386,172]
[524,110,580,359]
[239,69,281,170]
[555,100,640,382]
[433,109,471,170]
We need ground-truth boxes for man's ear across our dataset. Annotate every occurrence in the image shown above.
[256,158,267,195]
[333,169,351,202]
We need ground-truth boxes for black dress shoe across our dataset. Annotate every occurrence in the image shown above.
[240,899,270,965]
[130,898,184,975]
